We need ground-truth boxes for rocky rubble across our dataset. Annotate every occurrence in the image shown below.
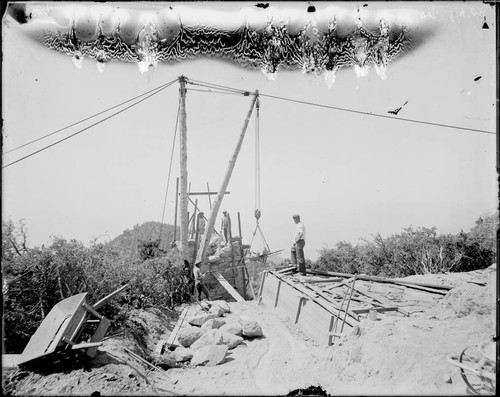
[158,300,263,368]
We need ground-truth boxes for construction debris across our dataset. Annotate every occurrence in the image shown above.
[17,284,129,370]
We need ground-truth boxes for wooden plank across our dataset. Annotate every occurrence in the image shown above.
[87,317,110,357]
[392,281,448,295]
[166,308,189,348]
[92,284,130,310]
[72,342,103,350]
[276,266,297,274]
[351,307,400,314]
[213,272,245,302]
[307,269,453,290]
[303,278,343,284]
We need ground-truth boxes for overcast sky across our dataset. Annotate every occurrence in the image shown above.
[2,2,497,260]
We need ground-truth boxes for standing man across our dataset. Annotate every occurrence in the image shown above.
[221,210,232,244]
[193,261,210,301]
[182,259,194,301]
[291,214,307,275]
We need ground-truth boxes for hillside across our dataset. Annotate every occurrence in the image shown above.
[4,264,495,395]
[110,221,177,260]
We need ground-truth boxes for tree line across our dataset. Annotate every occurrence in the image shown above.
[312,212,497,277]
[2,212,497,353]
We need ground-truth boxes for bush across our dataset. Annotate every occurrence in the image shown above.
[313,213,497,278]
[1,224,191,354]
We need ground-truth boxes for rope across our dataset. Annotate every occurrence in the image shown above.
[3,80,178,155]
[2,80,177,169]
[158,101,181,246]
[255,97,261,218]
[186,79,494,136]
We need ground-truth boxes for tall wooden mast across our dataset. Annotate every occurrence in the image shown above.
[196,92,259,263]
[178,76,189,253]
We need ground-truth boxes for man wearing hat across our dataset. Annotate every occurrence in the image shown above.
[221,210,232,244]
[193,261,210,301]
[291,214,307,275]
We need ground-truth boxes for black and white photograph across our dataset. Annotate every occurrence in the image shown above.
[2,1,497,395]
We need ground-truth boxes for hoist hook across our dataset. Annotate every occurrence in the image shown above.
[254,209,261,220]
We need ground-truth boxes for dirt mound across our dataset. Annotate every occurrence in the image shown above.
[428,264,496,319]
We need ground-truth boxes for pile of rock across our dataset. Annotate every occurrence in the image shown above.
[154,301,263,367]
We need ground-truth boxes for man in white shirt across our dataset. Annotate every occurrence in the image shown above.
[291,214,307,275]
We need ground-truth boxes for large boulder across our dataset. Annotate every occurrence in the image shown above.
[208,305,226,317]
[220,319,243,336]
[190,329,224,351]
[177,326,205,347]
[187,313,216,327]
[211,300,231,314]
[201,318,226,330]
[221,332,244,349]
[152,352,177,368]
[172,346,193,362]
[191,345,228,367]
[241,320,263,338]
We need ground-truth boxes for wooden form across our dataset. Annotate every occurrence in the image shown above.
[259,269,448,345]
[260,271,357,345]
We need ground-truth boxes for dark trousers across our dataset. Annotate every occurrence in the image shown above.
[291,239,306,275]
[195,282,210,300]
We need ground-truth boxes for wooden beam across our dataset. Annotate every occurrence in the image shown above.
[307,269,452,291]
[303,278,343,284]
[351,307,399,314]
[196,93,258,263]
[93,284,130,310]
[72,342,103,350]
[213,272,245,302]
[178,76,189,254]
[188,191,230,196]
[166,307,189,348]
[87,317,110,357]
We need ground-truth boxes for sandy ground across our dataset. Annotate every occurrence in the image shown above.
[3,264,496,395]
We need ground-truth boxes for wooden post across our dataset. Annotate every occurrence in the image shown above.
[207,182,212,209]
[173,177,179,243]
[196,92,259,263]
[192,210,200,264]
[237,211,247,300]
[178,76,189,254]
[191,199,198,240]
